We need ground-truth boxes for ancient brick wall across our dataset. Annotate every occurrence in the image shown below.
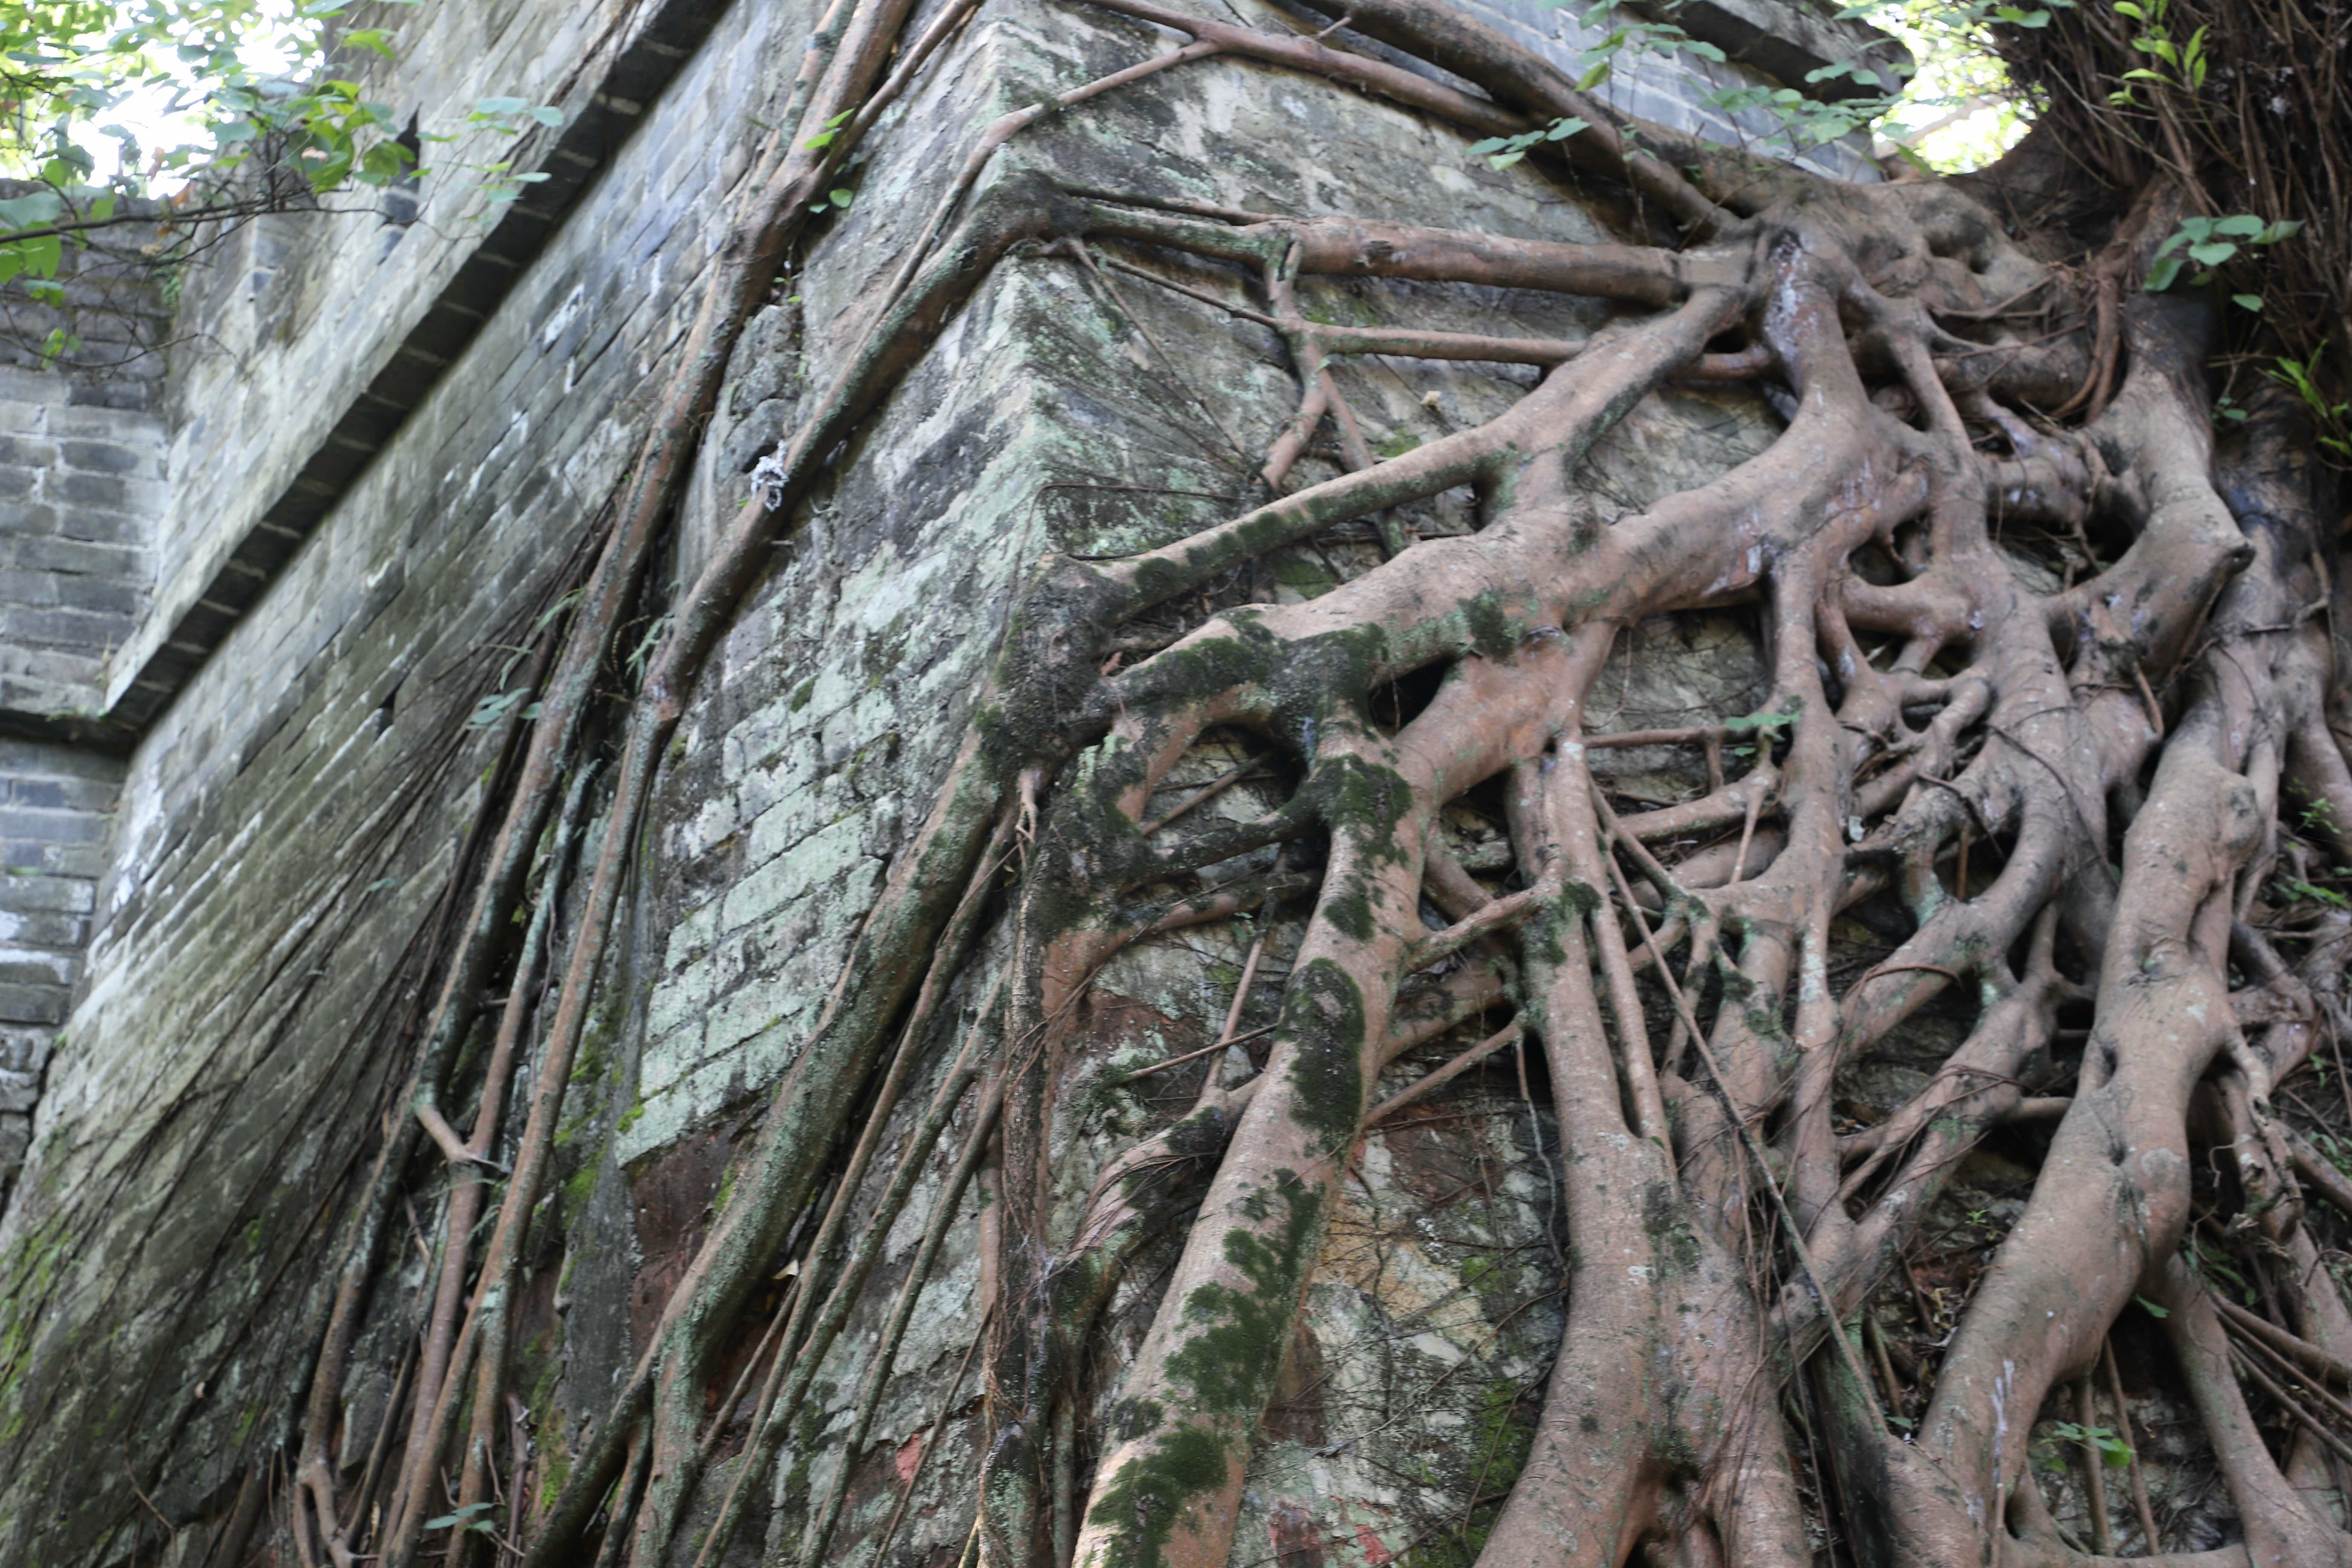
[0,741,119,1207]
[0,1,1894,1560]
[0,369,166,720]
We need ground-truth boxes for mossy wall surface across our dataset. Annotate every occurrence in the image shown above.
[0,0,1866,1560]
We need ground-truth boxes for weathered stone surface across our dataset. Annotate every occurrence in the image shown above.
[0,368,165,719]
[0,741,118,1208]
[0,0,1891,1559]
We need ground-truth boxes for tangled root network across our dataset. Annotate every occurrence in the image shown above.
[247,0,2352,1566]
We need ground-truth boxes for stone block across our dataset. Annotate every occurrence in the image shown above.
[62,379,153,412]
[0,981,66,1025]
[52,471,145,513]
[0,873,96,914]
[0,808,109,845]
[35,845,105,879]
[57,439,151,477]
[0,1072,40,1124]
[0,1025,50,1072]
[53,577,144,618]
[9,775,117,812]
[0,907,83,947]
[55,511,145,550]
[46,403,158,441]
[0,739,126,780]
[8,534,142,579]
[0,605,130,652]
[0,569,59,606]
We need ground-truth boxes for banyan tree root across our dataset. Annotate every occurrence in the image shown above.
[279,0,2352,1565]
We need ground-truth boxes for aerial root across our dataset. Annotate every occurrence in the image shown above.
[264,2,2352,1562]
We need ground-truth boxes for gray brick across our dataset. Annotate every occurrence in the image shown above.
[0,740,128,781]
[39,845,106,878]
[0,569,58,606]
[6,535,139,577]
[0,466,37,501]
[0,808,109,845]
[0,873,96,914]
[47,403,155,439]
[0,1071,37,1114]
[0,434,58,467]
[0,982,66,1025]
[0,605,132,649]
[0,956,72,988]
[56,439,145,476]
[54,576,144,617]
[63,379,151,412]
[9,776,116,811]
[50,510,143,546]
[53,470,136,511]
[0,1026,50,1072]
[0,907,83,946]
[0,501,58,535]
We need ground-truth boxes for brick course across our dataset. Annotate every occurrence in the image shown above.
[0,740,116,1204]
[0,366,163,718]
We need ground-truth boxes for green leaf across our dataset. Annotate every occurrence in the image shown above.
[0,191,63,231]
[2186,240,2236,266]
[1544,116,1590,141]
[2134,1294,2170,1319]
[2258,218,2303,243]
[1577,59,1611,89]
[1723,710,1794,732]
[529,105,564,126]
[827,187,852,207]
[2142,256,2182,292]
[2231,293,2263,312]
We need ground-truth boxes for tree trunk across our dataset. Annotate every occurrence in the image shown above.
[3,1,2352,1566]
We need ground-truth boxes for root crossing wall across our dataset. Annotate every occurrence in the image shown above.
[0,1,1886,1560]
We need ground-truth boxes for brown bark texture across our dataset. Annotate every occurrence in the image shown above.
[65,0,2352,1564]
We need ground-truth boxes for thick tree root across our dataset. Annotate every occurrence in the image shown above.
[272,2,2352,1566]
